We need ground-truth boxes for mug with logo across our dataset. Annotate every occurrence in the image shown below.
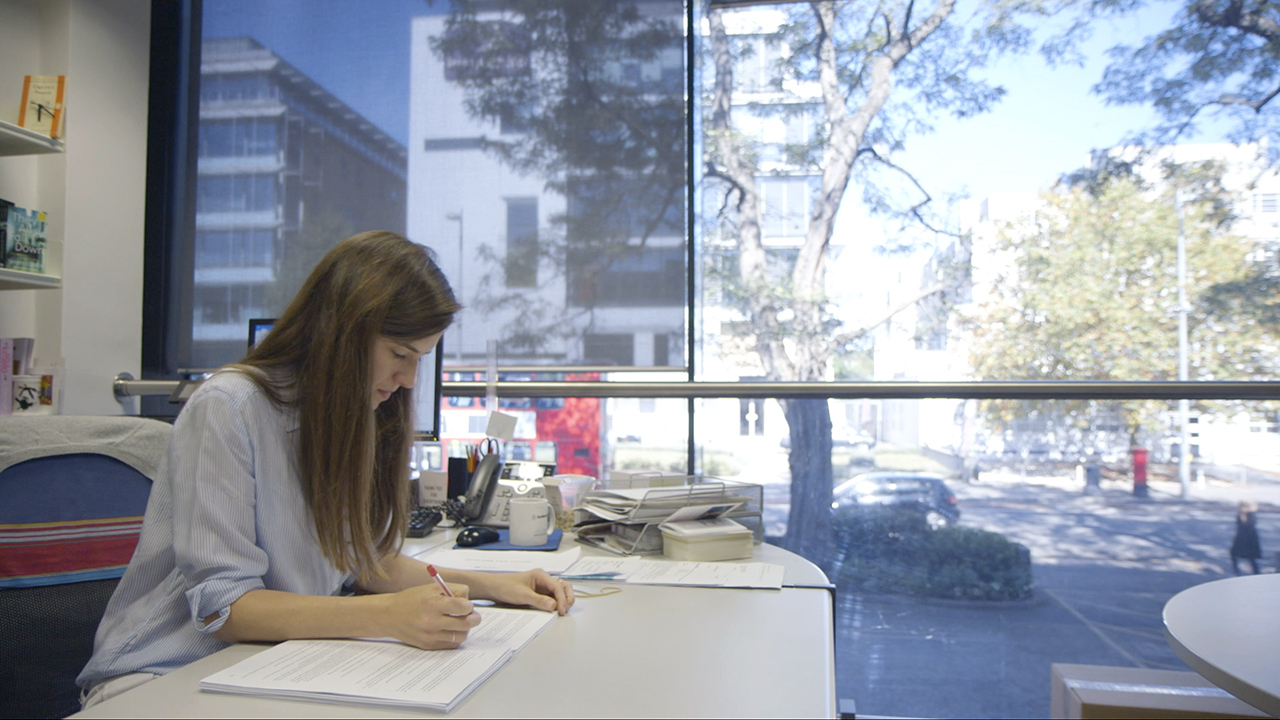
[508,497,555,546]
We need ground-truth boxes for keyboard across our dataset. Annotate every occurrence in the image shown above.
[407,507,443,538]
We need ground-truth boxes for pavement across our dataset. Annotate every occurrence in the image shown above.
[824,465,1280,719]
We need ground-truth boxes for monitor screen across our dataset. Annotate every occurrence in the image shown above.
[247,318,443,440]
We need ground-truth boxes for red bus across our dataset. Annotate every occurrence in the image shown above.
[438,372,602,477]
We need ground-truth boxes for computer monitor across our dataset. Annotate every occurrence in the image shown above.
[247,318,443,440]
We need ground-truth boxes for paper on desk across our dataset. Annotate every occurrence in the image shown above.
[199,608,555,714]
[627,561,784,589]
[414,546,582,575]
[559,556,645,580]
[560,557,784,589]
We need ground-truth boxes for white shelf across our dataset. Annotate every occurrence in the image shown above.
[0,120,63,156]
[0,267,60,290]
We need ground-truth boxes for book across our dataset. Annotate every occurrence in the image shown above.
[18,75,66,138]
[0,340,11,417]
[4,207,46,273]
[199,607,556,713]
[0,198,12,268]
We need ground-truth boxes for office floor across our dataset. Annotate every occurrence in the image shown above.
[829,470,1280,719]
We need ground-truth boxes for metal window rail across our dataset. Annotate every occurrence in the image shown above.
[114,373,1280,402]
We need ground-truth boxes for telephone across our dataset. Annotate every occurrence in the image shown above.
[461,452,547,528]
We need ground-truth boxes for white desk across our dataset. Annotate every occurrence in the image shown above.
[1163,573,1280,717]
[72,536,836,719]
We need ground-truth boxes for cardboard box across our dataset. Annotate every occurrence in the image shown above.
[1051,663,1269,719]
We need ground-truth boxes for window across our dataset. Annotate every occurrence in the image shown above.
[199,119,279,158]
[505,198,537,288]
[196,175,276,213]
[758,176,813,238]
[145,3,1280,718]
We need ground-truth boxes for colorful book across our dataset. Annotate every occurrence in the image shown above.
[4,207,46,273]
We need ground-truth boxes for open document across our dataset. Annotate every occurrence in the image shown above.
[199,608,556,713]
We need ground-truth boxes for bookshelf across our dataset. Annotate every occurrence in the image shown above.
[0,120,64,157]
[0,120,62,290]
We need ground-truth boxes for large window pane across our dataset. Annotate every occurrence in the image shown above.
[184,1,687,372]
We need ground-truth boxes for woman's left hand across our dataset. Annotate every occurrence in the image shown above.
[476,569,574,615]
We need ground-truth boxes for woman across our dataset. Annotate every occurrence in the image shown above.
[1230,499,1262,575]
[78,232,573,707]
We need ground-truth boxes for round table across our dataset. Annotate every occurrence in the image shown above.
[1163,573,1280,717]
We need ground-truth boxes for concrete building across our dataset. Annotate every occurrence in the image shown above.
[407,12,685,369]
[192,37,407,367]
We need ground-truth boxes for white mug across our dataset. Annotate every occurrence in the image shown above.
[508,497,555,546]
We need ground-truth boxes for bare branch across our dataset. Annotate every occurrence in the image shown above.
[834,279,955,344]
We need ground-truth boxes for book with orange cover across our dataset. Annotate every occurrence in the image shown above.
[18,75,66,138]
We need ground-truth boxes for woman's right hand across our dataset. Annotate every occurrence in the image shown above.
[380,584,481,649]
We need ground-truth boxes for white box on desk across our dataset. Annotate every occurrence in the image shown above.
[660,517,754,561]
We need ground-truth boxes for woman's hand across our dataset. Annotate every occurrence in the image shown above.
[379,584,480,649]
[472,569,575,615]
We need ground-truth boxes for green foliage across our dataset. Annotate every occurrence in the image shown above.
[266,207,353,315]
[835,513,1034,600]
[1086,0,1280,148]
[964,164,1280,434]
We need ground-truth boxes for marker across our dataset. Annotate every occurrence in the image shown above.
[427,564,454,597]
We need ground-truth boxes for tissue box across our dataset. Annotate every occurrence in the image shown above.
[660,517,754,561]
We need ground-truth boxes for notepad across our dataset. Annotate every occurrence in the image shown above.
[199,608,556,713]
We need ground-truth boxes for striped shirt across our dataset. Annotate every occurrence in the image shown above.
[78,370,352,687]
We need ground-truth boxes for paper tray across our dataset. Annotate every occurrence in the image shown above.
[573,477,763,555]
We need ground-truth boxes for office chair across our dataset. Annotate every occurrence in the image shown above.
[0,416,171,719]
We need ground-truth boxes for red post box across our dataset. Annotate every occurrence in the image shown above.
[1131,447,1149,498]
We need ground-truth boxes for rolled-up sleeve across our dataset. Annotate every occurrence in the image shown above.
[170,387,268,632]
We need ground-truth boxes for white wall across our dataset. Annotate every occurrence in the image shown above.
[0,0,150,415]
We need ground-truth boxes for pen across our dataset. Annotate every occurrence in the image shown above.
[427,564,454,597]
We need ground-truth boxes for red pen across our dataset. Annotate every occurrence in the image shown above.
[427,564,454,597]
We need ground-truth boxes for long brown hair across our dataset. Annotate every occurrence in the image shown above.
[235,231,459,579]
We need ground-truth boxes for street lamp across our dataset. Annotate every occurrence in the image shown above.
[1175,191,1190,499]
[445,211,464,361]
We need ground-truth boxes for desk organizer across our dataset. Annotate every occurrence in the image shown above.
[574,476,763,556]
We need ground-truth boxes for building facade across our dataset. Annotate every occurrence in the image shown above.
[192,37,407,368]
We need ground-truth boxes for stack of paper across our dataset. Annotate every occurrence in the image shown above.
[659,517,755,561]
[200,608,556,713]
[574,485,750,524]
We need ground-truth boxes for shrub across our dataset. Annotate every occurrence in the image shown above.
[834,513,1033,601]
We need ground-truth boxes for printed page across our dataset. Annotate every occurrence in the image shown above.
[200,609,556,711]
[200,639,507,710]
[559,556,645,580]
[625,561,785,590]
[414,546,581,574]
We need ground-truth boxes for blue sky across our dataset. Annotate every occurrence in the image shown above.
[203,0,441,147]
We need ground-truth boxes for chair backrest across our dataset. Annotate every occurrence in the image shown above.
[0,416,171,719]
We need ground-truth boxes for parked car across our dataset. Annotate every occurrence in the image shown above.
[830,471,959,529]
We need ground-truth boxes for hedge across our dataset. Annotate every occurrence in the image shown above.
[833,512,1033,601]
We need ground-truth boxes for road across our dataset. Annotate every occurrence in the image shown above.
[828,467,1279,719]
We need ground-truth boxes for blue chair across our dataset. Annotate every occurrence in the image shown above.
[0,416,171,719]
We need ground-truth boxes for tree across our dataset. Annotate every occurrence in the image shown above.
[436,0,1036,565]
[431,0,686,357]
[704,1,1023,563]
[963,161,1280,444]
[1083,0,1280,147]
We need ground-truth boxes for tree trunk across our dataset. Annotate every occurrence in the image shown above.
[779,398,835,567]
